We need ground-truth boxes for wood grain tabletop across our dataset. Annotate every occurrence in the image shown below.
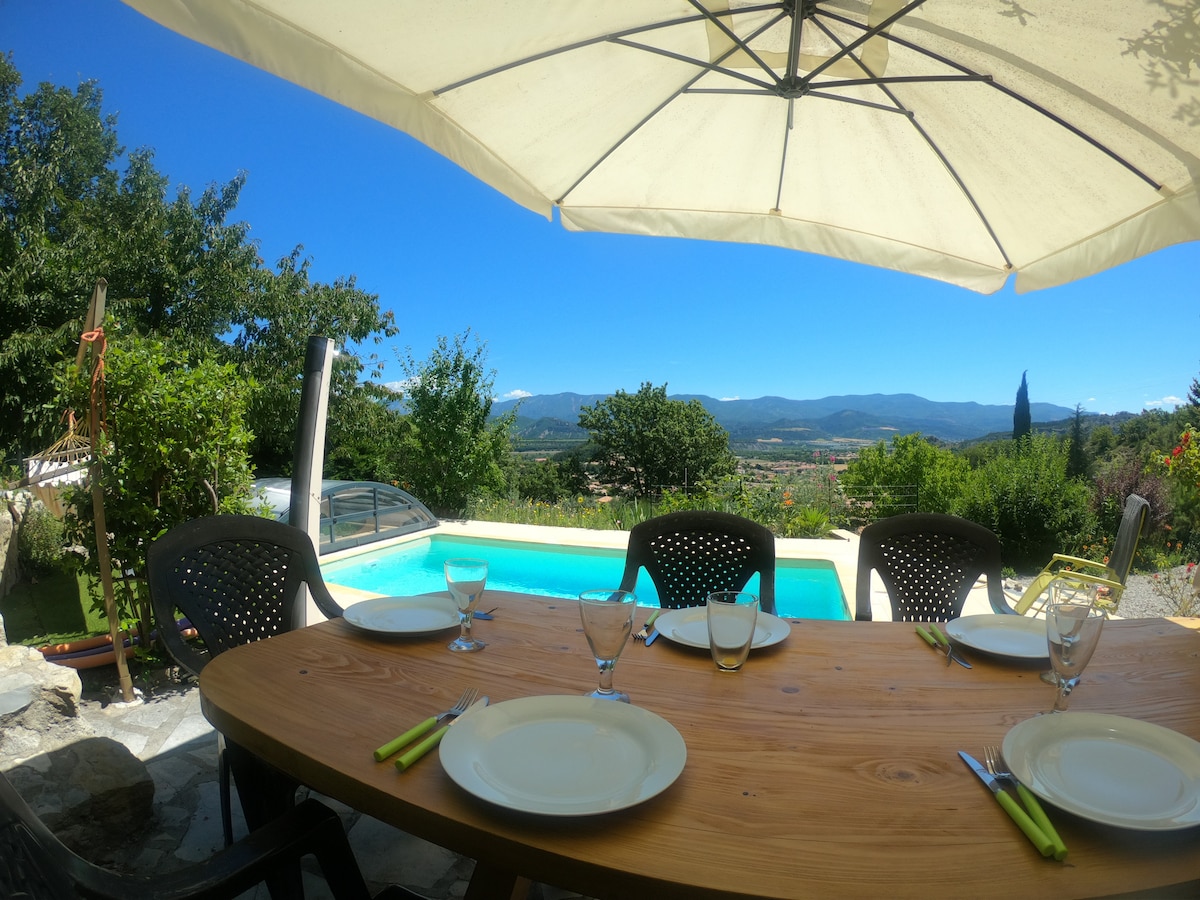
[199,593,1200,899]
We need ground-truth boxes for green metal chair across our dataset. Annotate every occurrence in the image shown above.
[1006,494,1149,616]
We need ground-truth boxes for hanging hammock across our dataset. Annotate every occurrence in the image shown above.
[22,410,92,489]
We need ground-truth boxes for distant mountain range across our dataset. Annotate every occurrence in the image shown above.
[490,392,1077,445]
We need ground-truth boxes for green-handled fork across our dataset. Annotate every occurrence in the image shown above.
[634,609,661,641]
[984,744,1068,861]
[373,687,479,761]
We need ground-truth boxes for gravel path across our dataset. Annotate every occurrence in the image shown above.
[1117,570,1197,618]
[1007,570,1195,619]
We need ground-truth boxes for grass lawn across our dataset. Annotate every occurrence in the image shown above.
[0,568,109,646]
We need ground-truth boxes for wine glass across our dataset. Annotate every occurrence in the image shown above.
[1039,579,1099,685]
[445,558,488,653]
[1045,597,1105,712]
[578,590,637,702]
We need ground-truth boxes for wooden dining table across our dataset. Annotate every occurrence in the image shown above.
[198,592,1200,899]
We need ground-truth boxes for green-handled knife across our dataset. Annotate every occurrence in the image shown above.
[959,751,1053,857]
[396,696,489,772]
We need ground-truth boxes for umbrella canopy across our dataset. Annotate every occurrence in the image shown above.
[122,0,1200,294]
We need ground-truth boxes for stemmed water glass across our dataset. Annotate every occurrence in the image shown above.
[445,558,488,653]
[1045,597,1105,712]
[578,590,637,702]
[1038,580,1099,685]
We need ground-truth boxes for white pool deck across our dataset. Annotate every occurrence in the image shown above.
[318,519,1004,623]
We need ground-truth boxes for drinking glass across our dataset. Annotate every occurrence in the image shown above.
[578,590,637,702]
[707,591,759,671]
[445,558,488,653]
[1045,598,1105,712]
[1039,579,1099,685]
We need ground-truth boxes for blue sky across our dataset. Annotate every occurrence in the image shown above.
[7,0,1198,416]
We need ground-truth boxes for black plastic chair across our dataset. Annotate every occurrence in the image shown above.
[147,514,346,849]
[618,511,777,615]
[0,768,392,900]
[855,513,1007,622]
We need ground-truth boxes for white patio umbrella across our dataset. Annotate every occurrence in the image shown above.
[122,0,1200,294]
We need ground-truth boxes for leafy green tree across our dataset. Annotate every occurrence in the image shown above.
[1188,366,1200,408]
[60,331,259,639]
[513,457,574,504]
[956,434,1095,569]
[227,250,398,474]
[0,54,397,477]
[556,449,594,498]
[396,331,514,515]
[1088,424,1116,458]
[1,55,121,459]
[323,382,406,483]
[839,433,969,517]
[578,383,736,497]
[1013,371,1032,442]
[1067,404,1090,479]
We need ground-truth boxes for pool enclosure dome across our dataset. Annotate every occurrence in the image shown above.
[254,479,437,554]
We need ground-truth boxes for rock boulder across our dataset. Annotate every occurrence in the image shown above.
[0,625,154,861]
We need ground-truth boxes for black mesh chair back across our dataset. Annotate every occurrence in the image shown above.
[855,513,1006,622]
[0,769,387,900]
[618,511,776,615]
[147,514,345,677]
[147,514,346,851]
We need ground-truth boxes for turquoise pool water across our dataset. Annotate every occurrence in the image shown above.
[322,534,850,620]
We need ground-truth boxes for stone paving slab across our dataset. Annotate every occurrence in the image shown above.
[67,673,588,899]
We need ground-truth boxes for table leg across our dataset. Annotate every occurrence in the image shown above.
[223,739,303,899]
[464,861,531,900]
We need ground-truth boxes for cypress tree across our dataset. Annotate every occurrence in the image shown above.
[1013,371,1032,442]
[1066,404,1089,478]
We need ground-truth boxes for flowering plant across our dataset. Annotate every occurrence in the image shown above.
[1149,559,1199,617]
[1163,428,1199,486]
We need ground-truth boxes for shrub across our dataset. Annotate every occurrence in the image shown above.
[59,334,258,640]
[1148,556,1199,617]
[955,434,1096,570]
[839,433,969,518]
[17,503,65,576]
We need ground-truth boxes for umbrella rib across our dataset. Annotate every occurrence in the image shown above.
[807,16,1014,270]
[802,0,930,83]
[819,9,1162,190]
[555,11,789,205]
[686,75,983,102]
[801,91,915,115]
[610,37,779,93]
[819,74,990,89]
[686,0,782,87]
[432,2,782,96]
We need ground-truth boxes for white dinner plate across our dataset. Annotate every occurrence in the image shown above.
[342,596,459,635]
[440,695,686,816]
[1003,712,1200,830]
[945,614,1048,660]
[653,607,791,650]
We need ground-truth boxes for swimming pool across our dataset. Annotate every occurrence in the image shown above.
[321,534,850,620]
